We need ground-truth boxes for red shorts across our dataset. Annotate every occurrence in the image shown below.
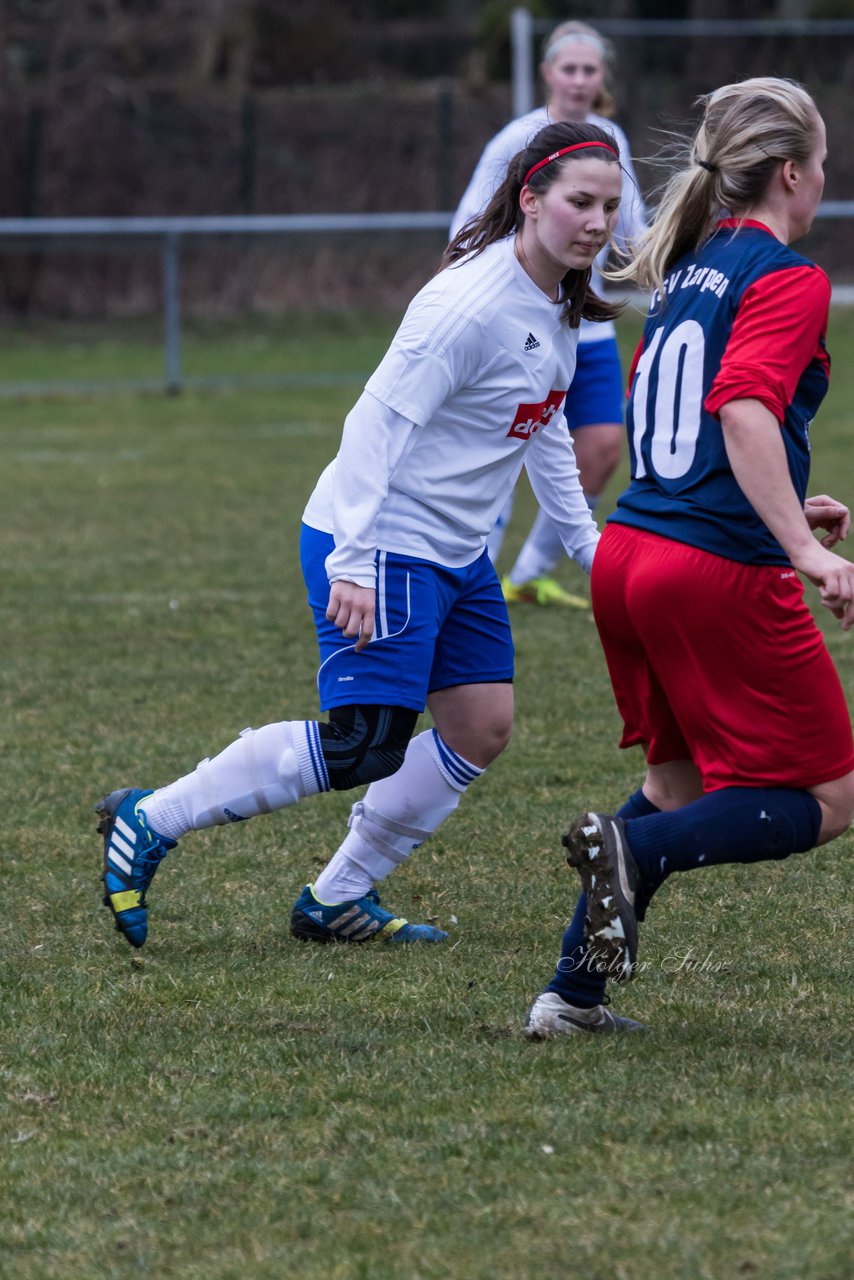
[592,523,854,791]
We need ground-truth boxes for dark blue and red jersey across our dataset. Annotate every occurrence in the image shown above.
[611,219,831,564]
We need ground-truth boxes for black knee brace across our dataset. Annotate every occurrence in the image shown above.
[318,704,419,791]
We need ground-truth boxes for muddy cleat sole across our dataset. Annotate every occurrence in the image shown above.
[524,991,646,1039]
[290,884,448,944]
[97,787,176,948]
[562,812,641,983]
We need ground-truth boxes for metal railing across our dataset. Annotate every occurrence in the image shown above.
[3,207,853,395]
[2,206,853,395]
[3,15,854,395]
[0,213,452,395]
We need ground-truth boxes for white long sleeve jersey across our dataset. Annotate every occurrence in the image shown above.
[450,109,647,345]
[301,236,599,588]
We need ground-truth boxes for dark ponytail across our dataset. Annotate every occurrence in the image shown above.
[441,120,623,328]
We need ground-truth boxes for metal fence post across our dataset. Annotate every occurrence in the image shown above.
[162,231,183,395]
[437,85,455,213]
[511,7,535,118]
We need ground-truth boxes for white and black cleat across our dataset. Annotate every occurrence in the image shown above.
[524,991,646,1039]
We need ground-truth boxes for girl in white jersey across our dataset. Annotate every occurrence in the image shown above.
[96,121,623,953]
[452,20,646,606]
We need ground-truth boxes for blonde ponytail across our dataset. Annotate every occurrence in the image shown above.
[611,77,820,296]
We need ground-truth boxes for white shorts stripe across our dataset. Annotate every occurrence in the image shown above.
[377,551,388,639]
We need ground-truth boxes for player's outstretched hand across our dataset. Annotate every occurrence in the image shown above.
[326,581,376,652]
[805,494,850,548]
[818,564,854,630]
[796,542,854,630]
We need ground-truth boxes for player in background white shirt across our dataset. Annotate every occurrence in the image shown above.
[96,120,623,952]
[452,20,646,607]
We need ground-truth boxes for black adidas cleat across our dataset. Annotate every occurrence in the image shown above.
[562,811,642,983]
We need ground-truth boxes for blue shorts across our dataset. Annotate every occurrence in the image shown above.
[300,525,515,712]
[564,336,624,430]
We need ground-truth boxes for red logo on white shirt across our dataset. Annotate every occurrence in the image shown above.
[507,390,566,440]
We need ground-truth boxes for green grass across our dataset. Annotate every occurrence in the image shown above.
[0,311,409,390]
[2,309,853,1280]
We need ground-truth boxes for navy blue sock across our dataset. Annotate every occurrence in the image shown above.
[546,789,661,1008]
[618,788,663,823]
[625,787,822,888]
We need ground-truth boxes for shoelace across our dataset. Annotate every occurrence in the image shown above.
[135,841,171,891]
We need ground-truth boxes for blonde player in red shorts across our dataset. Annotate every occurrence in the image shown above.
[525,77,854,1039]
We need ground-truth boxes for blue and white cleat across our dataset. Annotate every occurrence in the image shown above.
[97,788,176,948]
[290,884,448,944]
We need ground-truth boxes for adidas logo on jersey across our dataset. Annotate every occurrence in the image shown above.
[524,332,541,352]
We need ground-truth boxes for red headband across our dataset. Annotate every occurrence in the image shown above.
[523,141,618,187]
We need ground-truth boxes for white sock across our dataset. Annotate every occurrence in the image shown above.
[508,509,567,584]
[141,720,329,840]
[312,729,483,903]
[508,494,599,585]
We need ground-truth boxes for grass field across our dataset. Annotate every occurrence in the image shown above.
[2,307,853,1280]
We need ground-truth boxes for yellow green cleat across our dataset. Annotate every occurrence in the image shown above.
[501,574,589,609]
